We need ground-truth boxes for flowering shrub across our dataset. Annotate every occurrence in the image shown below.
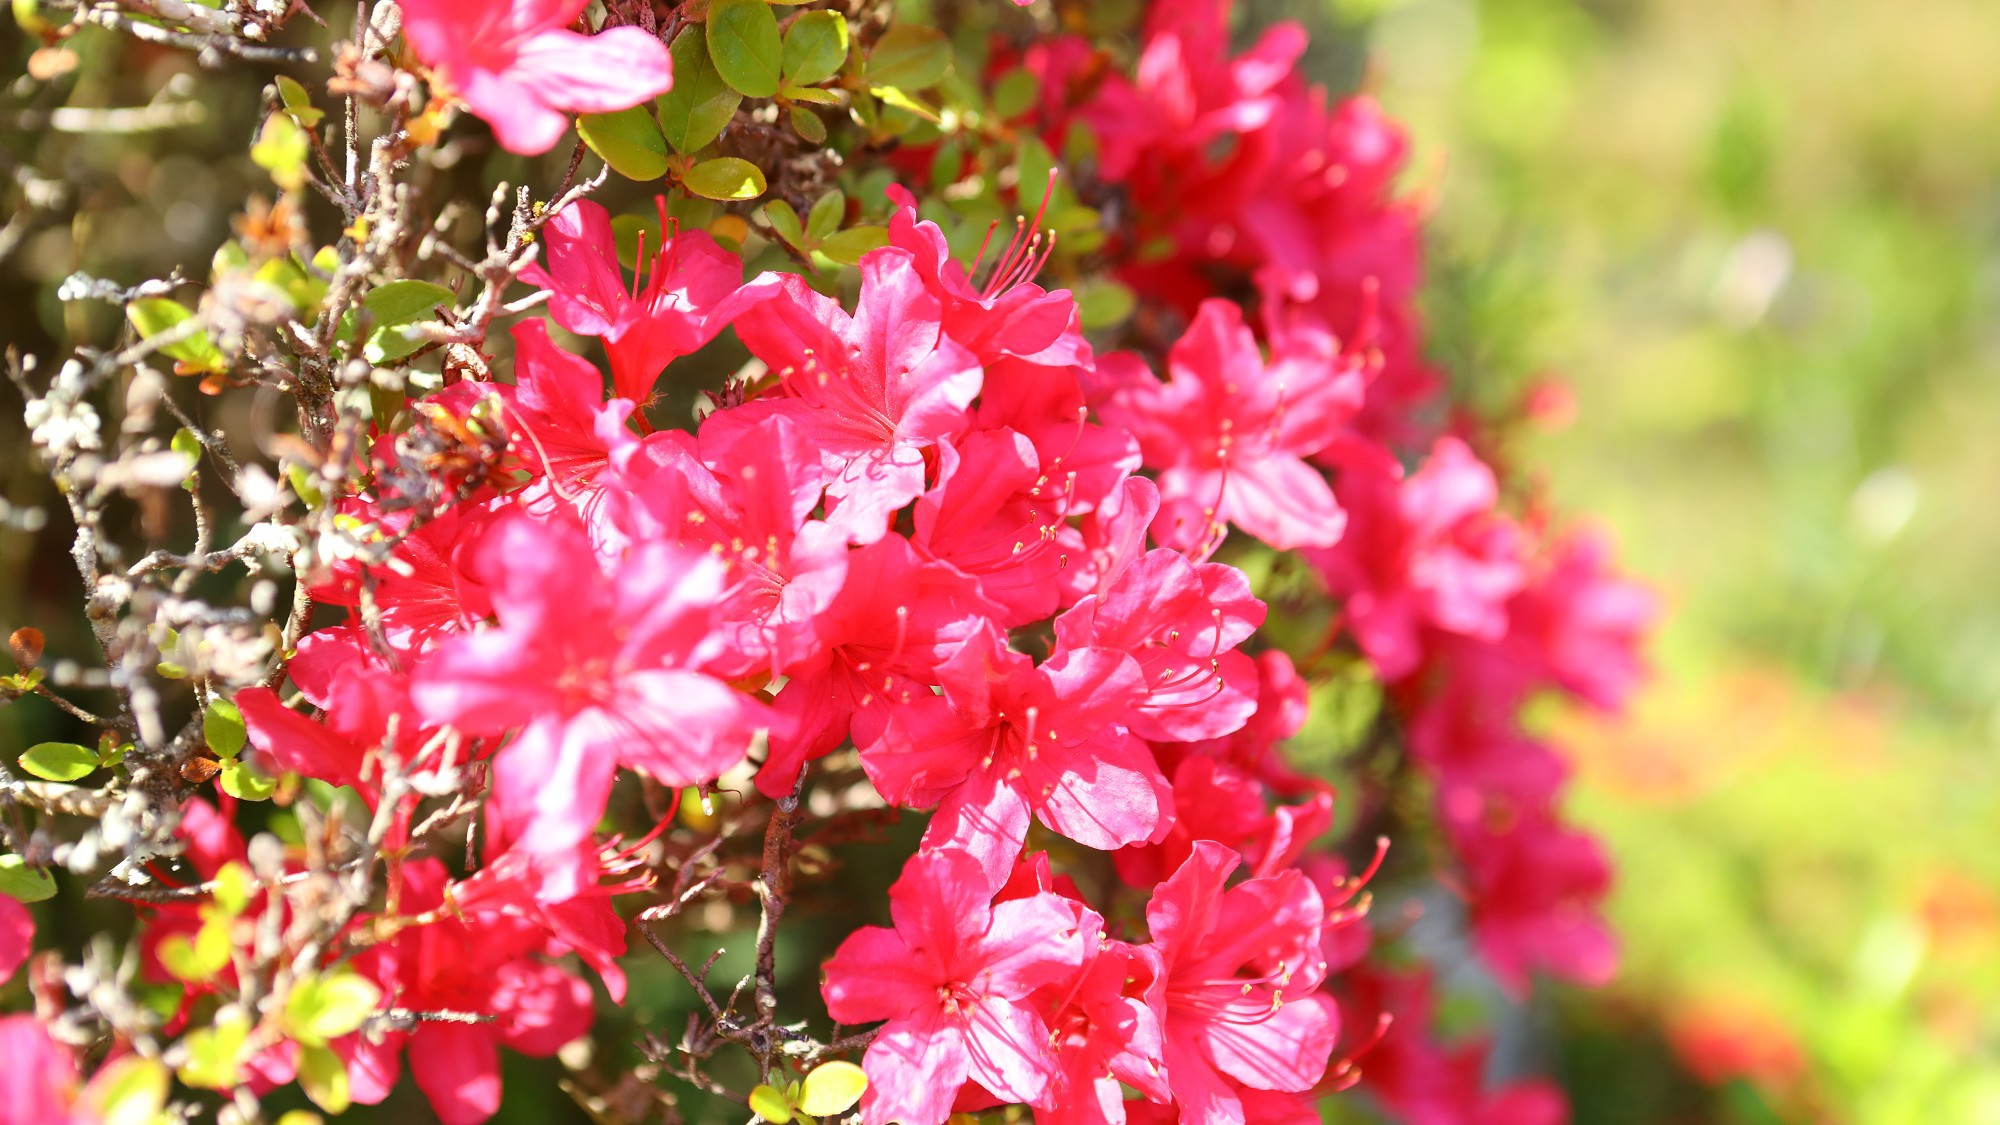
[0,1,1652,1123]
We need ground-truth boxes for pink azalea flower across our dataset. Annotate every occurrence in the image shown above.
[519,200,772,408]
[306,497,497,657]
[431,319,640,546]
[1304,436,1528,681]
[1026,923,1172,1125]
[758,533,993,797]
[238,625,447,803]
[1342,968,1571,1125]
[884,184,1089,369]
[1148,841,1339,1125]
[0,1015,83,1125]
[1503,527,1658,713]
[401,0,673,155]
[721,248,982,543]
[1097,300,1364,552]
[1112,756,1332,890]
[0,894,30,982]
[912,428,1080,628]
[823,847,1088,1125]
[623,412,848,679]
[1452,810,1617,992]
[411,511,771,899]
[862,623,1170,888]
[1053,539,1267,743]
[340,860,597,1125]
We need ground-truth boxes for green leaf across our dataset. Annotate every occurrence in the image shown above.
[764,200,805,248]
[866,23,950,91]
[355,279,453,364]
[870,84,940,124]
[789,104,827,144]
[220,759,276,802]
[1015,135,1058,214]
[362,279,453,327]
[252,111,309,191]
[682,157,768,201]
[783,84,843,105]
[1077,278,1136,330]
[297,1042,351,1115]
[88,1055,171,1125]
[170,427,202,490]
[127,297,227,374]
[577,105,672,181]
[19,741,96,782]
[707,0,783,100]
[748,1083,794,1123]
[210,861,254,916]
[781,10,848,87]
[0,854,55,903]
[660,26,742,153]
[178,1009,252,1089]
[991,67,1039,119]
[798,1060,869,1116]
[204,697,246,758]
[284,970,383,1047]
[274,75,325,127]
[817,225,888,266]
[806,189,846,243]
[159,912,233,982]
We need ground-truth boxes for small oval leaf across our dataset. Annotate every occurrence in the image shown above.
[781,10,848,88]
[707,0,783,99]
[577,105,672,181]
[798,1060,869,1116]
[748,1083,794,1123]
[866,23,950,91]
[0,854,56,903]
[19,741,96,782]
[660,26,743,153]
[682,157,768,202]
[204,697,246,758]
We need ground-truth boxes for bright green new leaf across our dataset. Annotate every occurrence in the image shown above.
[211,861,254,916]
[19,741,96,782]
[274,75,324,127]
[362,279,453,328]
[707,0,783,100]
[798,1060,869,1116]
[660,27,742,153]
[781,10,848,87]
[204,696,246,758]
[806,189,846,244]
[252,111,309,190]
[0,854,56,903]
[285,970,383,1047]
[171,427,202,489]
[870,85,940,124]
[748,1083,794,1123]
[783,85,843,105]
[817,225,889,266]
[88,1055,170,1125]
[298,1042,352,1115]
[578,106,672,181]
[354,279,453,364]
[127,297,228,374]
[178,1009,252,1089]
[220,759,276,802]
[159,912,233,982]
[866,24,950,91]
[682,157,768,202]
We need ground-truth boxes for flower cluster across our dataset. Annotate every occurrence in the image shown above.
[2,0,1652,1122]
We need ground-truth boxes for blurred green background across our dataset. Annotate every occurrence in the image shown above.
[1279,0,2000,1120]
